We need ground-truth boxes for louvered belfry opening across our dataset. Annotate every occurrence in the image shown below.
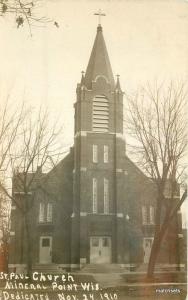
[92,95,109,132]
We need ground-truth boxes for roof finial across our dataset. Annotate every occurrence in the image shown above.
[81,71,85,85]
[115,74,122,92]
[94,9,106,26]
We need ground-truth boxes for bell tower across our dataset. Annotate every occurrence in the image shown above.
[71,19,127,266]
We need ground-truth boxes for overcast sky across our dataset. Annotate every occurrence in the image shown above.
[0,0,188,222]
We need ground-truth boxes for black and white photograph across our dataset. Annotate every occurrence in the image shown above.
[0,1,187,299]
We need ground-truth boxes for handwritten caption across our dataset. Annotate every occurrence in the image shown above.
[0,272,118,300]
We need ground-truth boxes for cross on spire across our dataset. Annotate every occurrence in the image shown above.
[94,9,106,25]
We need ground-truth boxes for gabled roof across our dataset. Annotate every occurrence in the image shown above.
[84,25,115,89]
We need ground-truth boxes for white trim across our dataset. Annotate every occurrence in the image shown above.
[116,133,124,139]
[11,206,16,210]
[117,213,124,218]
[14,191,32,195]
[165,196,180,199]
[81,131,87,137]
[80,212,87,217]
[94,75,109,83]
[178,233,183,238]
[88,212,114,216]
[74,131,87,138]
[75,131,124,136]
[8,264,27,268]
[93,123,108,128]
[10,231,15,236]
[93,103,108,108]
[93,111,109,116]
[93,115,109,120]
[93,127,108,132]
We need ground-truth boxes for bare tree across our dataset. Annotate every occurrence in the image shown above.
[0,0,58,35]
[0,190,10,273]
[126,82,188,279]
[0,106,64,276]
[0,100,25,272]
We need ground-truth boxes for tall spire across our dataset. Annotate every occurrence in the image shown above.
[84,24,115,89]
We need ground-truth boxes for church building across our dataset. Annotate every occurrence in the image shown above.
[8,21,183,272]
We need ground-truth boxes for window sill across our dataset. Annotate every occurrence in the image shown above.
[38,222,53,225]
[88,213,113,216]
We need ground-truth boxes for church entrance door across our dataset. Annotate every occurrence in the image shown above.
[90,236,111,264]
[143,237,153,263]
[39,236,52,264]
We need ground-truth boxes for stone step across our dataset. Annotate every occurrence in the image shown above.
[79,264,128,274]
[92,273,125,288]
[32,264,65,274]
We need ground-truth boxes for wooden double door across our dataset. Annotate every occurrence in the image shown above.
[90,236,111,264]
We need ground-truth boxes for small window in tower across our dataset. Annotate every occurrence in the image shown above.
[92,96,109,132]
[93,178,97,213]
[104,145,109,163]
[39,203,45,223]
[47,203,53,223]
[93,145,98,163]
[104,178,109,214]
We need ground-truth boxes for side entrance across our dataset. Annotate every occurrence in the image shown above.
[143,237,153,263]
[39,236,52,264]
[90,236,111,264]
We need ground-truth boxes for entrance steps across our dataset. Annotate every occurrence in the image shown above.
[79,263,128,274]
[32,264,65,274]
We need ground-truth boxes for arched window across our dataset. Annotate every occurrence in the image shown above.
[92,95,109,132]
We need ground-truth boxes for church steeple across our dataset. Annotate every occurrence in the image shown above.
[84,25,115,89]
